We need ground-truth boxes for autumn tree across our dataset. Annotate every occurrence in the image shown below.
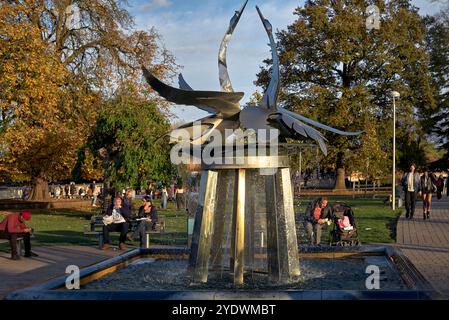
[0,0,176,200]
[256,0,435,189]
[346,117,389,184]
[0,1,72,198]
[425,6,449,170]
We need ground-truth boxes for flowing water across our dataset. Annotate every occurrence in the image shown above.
[82,256,406,291]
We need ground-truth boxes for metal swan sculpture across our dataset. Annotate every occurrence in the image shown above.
[142,0,363,155]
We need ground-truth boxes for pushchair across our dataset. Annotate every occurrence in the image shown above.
[329,203,361,246]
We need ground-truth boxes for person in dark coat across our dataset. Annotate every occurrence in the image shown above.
[419,169,436,220]
[69,182,76,198]
[127,196,158,247]
[175,185,186,210]
[122,189,134,213]
[401,164,421,219]
[0,211,38,260]
[305,197,333,245]
[436,175,445,200]
[447,175,449,198]
[102,196,131,250]
[90,181,97,206]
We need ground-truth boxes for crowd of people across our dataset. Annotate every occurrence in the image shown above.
[48,181,101,205]
[139,182,187,211]
[47,180,194,210]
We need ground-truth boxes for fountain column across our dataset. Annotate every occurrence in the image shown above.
[232,169,246,285]
[189,170,218,283]
[189,154,300,285]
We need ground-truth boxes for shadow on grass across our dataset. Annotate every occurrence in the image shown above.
[148,231,187,246]
[0,242,9,253]
[26,209,97,220]
[30,229,187,247]
[31,230,98,246]
[386,211,402,242]
[0,230,97,253]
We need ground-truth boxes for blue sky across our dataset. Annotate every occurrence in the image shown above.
[126,0,446,123]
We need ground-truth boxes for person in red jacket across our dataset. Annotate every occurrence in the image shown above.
[0,211,38,260]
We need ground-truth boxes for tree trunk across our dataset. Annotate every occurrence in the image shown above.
[334,152,347,191]
[29,176,50,201]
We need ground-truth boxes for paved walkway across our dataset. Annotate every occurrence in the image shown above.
[396,197,449,298]
[0,245,123,299]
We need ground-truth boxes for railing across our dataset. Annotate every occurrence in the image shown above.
[294,186,393,197]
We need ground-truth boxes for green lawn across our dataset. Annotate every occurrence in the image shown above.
[0,200,188,252]
[1,196,404,253]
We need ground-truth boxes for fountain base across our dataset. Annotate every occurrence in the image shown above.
[6,246,436,300]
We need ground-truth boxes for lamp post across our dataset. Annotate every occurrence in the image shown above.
[298,150,302,194]
[391,91,400,210]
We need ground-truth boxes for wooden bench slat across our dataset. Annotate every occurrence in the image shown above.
[83,231,103,235]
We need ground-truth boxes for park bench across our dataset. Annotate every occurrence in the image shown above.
[0,238,24,255]
[83,215,168,249]
[83,216,105,249]
[0,234,35,256]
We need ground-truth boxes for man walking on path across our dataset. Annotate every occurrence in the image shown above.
[401,164,421,219]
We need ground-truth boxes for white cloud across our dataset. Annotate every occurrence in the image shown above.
[412,0,446,14]
[139,0,172,12]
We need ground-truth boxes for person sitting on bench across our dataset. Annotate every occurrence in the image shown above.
[102,196,131,250]
[305,197,332,245]
[0,211,38,260]
[127,196,158,247]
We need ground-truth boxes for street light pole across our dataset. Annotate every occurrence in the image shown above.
[391,91,400,210]
[299,150,302,194]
